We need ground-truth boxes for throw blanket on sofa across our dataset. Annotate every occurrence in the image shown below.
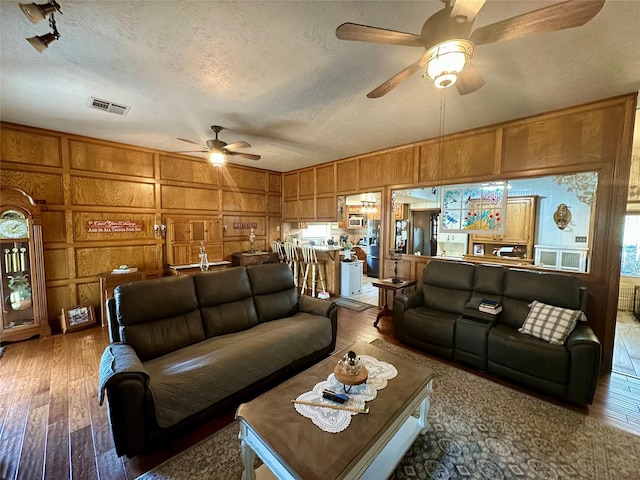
[99,343,150,405]
[144,312,331,428]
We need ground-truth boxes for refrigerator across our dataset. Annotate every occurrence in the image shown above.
[366,220,380,277]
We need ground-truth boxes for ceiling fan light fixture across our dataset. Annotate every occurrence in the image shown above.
[208,151,225,167]
[423,39,474,89]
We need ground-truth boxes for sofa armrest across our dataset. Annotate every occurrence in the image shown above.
[298,296,338,352]
[298,296,335,317]
[99,343,149,405]
[565,322,601,405]
[395,290,423,312]
[393,291,423,341]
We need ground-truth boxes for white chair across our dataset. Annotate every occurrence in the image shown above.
[271,241,285,263]
[283,242,300,287]
[300,244,326,297]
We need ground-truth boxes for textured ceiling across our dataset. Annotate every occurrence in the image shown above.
[1,1,639,172]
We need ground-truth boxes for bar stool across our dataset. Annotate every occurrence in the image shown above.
[300,244,326,297]
[283,242,300,287]
[271,241,285,263]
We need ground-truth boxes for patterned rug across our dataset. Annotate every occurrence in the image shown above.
[138,340,640,480]
[334,297,375,312]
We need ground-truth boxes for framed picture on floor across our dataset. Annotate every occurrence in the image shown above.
[60,305,95,333]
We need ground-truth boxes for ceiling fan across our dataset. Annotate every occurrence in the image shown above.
[336,0,605,98]
[175,125,261,166]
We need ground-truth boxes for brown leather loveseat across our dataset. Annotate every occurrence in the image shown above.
[98,263,337,457]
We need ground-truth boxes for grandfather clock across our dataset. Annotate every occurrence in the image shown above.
[0,187,50,343]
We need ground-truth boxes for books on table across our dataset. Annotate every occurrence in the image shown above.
[111,267,138,274]
[479,299,502,315]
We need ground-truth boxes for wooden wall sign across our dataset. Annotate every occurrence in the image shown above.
[86,220,143,233]
[232,222,258,229]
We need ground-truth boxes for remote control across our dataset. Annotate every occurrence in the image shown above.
[322,389,349,404]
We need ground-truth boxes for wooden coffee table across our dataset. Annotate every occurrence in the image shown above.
[236,341,434,480]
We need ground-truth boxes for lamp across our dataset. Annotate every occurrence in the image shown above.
[389,249,403,283]
[20,1,60,23]
[553,204,572,230]
[153,222,166,239]
[26,32,58,52]
[21,1,62,53]
[422,39,474,89]
[208,151,225,167]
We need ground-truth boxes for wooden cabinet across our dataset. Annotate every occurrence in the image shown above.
[468,196,537,263]
[0,187,50,342]
[167,217,223,266]
[231,251,278,267]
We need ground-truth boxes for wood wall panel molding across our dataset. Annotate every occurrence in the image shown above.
[221,191,265,213]
[222,165,267,191]
[418,142,440,184]
[45,285,72,325]
[316,196,337,220]
[336,159,359,193]
[269,172,282,193]
[75,245,157,277]
[283,199,298,221]
[224,239,267,257]
[501,104,625,174]
[1,127,61,167]
[316,164,335,195]
[71,177,155,208]
[439,132,496,181]
[159,155,219,185]
[77,282,100,310]
[44,249,69,281]
[283,172,298,199]
[298,169,315,198]
[69,140,154,177]
[0,169,64,204]
[160,185,218,210]
[41,211,66,243]
[268,194,282,215]
[268,216,281,244]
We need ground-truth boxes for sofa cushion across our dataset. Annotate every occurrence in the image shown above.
[501,269,582,329]
[194,267,259,337]
[143,312,333,428]
[115,275,205,361]
[247,263,298,322]
[519,300,586,345]
[488,324,570,385]
[422,261,475,314]
[473,264,505,297]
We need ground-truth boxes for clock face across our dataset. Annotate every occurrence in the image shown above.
[0,219,29,239]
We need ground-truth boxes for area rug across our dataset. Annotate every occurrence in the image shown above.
[138,340,640,480]
[334,297,375,312]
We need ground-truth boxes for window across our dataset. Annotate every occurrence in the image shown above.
[302,224,330,240]
[621,215,640,276]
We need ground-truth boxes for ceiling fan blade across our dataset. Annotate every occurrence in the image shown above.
[224,141,251,151]
[227,151,261,161]
[455,65,486,96]
[171,150,209,154]
[336,22,424,47]
[177,138,207,148]
[367,51,430,99]
[470,0,605,46]
[450,0,486,23]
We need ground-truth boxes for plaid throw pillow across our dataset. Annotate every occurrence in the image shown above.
[519,300,587,345]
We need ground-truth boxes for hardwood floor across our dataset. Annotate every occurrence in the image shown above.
[612,310,640,377]
[1,306,639,480]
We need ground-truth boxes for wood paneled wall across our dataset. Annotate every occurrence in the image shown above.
[0,124,282,331]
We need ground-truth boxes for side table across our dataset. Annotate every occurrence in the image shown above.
[372,278,417,328]
[98,270,162,327]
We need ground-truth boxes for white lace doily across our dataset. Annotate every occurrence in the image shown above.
[294,355,397,433]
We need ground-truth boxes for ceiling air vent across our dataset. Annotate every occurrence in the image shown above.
[88,97,131,116]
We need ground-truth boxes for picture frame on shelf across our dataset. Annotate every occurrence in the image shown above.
[473,244,485,256]
[61,305,95,333]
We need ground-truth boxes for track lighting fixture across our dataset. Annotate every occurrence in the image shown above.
[20,1,62,53]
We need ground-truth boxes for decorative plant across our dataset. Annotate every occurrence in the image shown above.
[343,240,353,250]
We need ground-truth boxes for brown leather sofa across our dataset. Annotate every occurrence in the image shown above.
[393,260,601,406]
[99,263,337,457]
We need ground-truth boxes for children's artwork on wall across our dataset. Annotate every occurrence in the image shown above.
[441,183,507,234]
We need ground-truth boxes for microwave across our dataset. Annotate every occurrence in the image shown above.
[348,216,365,227]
